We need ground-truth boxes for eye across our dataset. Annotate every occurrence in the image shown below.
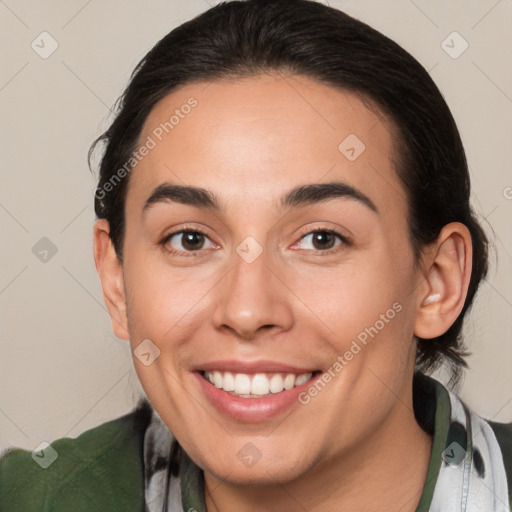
[161,226,350,257]
[162,229,216,256]
[293,228,350,253]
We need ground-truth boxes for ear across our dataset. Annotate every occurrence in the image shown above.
[414,222,473,339]
[93,219,129,341]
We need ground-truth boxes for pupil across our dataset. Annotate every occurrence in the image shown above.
[313,232,334,250]
[183,232,203,251]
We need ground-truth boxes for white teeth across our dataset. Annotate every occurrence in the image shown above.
[295,373,310,386]
[283,374,295,390]
[251,374,269,396]
[213,371,223,388]
[269,374,284,393]
[204,371,313,397]
[223,372,235,391]
[234,373,251,395]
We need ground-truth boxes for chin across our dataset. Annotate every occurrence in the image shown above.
[199,449,316,486]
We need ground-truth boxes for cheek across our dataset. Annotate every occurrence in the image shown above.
[297,249,416,385]
[122,253,212,341]
[124,271,172,340]
[295,254,410,338]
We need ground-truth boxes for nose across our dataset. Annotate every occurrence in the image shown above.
[212,242,294,340]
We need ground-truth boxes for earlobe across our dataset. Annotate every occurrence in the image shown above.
[93,219,130,341]
[414,222,473,339]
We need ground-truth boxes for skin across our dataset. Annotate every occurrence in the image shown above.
[94,74,472,512]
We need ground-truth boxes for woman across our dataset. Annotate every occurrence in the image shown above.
[1,0,510,511]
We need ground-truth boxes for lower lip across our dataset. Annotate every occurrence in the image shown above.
[193,372,317,422]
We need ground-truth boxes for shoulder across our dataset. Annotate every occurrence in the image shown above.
[488,419,512,498]
[0,399,153,512]
[488,419,512,456]
[415,372,512,508]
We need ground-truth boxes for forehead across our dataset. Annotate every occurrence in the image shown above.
[126,74,405,215]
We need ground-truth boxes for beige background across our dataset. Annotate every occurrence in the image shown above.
[1,0,511,454]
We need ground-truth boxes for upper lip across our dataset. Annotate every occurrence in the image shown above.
[192,360,318,374]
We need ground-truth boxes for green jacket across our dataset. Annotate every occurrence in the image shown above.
[1,373,511,511]
[0,405,150,512]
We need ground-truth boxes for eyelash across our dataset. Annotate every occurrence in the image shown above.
[161,224,351,258]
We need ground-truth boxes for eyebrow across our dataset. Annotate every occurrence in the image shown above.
[143,181,378,214]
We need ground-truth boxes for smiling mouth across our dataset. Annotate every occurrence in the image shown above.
[201,370,319,398]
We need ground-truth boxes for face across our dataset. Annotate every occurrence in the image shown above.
[119,74,424,484]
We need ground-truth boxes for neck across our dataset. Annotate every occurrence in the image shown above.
[204,380,433,512]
